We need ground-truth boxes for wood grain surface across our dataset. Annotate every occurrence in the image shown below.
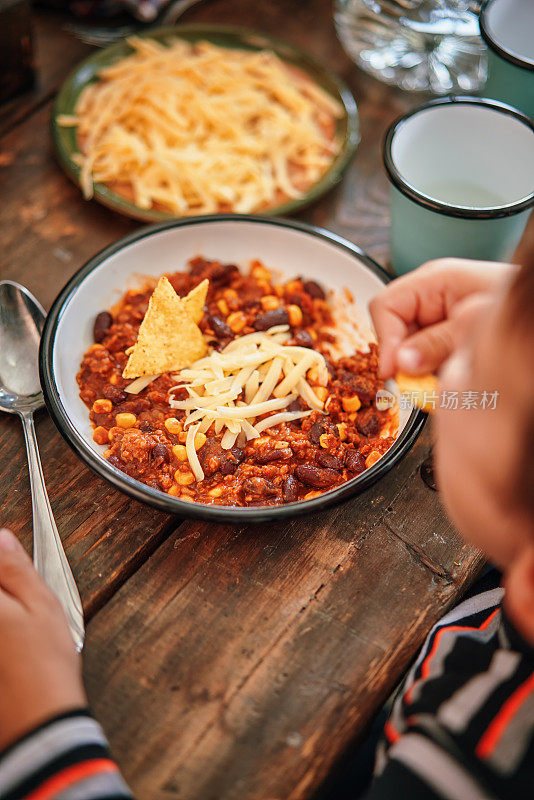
[0,3,481,799]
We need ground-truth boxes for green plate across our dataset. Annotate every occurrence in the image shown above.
[51,24,359,222]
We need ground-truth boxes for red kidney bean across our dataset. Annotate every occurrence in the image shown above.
[230,446,245,462]
[102,385,127,404]
[253,307,289,330]
[242,477,278,497]
[309,422,325,444]
[208,314,232,339]
[294,464,338,487]
[345,450,366,473]
[303,280,325,300]
[255,447,293,464]
[317,451,343,470]
[198,440,224,476]
[294,330,314,348]
[93,311,113,343]
[356,409,380,437]
[211,263,239,286]
[288,397,306,412]
[282,475,299,502]
[220,447,245,475]
[152,442,170,465]
[220,454,238,475]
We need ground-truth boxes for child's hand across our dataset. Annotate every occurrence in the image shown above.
[0,528,87,751]
[369,258,513,379]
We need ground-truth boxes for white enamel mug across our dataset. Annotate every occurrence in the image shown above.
[383,97,534,275]
[480,0,534,120]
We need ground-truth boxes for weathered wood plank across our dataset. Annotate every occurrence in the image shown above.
[83,452,479,800]
[0,409,177,618]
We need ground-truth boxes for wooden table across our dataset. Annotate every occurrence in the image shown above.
[0,2,483,798]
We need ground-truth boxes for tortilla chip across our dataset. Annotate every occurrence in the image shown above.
[123,277,207,378]
[184,279,209,324]
[396,371,439,414]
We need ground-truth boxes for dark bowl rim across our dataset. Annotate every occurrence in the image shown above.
[383,95,534,220]
[479,0,534,72]
[39,214,426,523]
[50,22,360,223]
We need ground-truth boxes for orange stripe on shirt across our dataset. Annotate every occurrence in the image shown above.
[24,758,118,800]
[384,719,401,744]
[404,608,500,704]
[476,671,534,760]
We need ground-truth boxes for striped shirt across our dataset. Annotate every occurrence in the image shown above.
[366,588,534,800]
[0,709,131,800]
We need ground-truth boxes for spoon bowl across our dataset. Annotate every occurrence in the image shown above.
[0,280,84,651]
[0,281,45,414]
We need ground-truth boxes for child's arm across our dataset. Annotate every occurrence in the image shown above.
[0,708,132,800]
[0,528,132,799]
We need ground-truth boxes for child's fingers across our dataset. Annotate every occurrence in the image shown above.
[396,320,456,375]
[0,529,44,608]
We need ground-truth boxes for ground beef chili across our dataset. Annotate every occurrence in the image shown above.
[77,258,397,506]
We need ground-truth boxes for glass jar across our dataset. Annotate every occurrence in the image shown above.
[334,0,487,94]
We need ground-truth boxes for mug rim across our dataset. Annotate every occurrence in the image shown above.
[383,96,534,220]
[480,0,534,72]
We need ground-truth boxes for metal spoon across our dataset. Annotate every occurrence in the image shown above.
[0,281,84,652]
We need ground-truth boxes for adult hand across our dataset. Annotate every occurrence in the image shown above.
[369,258,513,379]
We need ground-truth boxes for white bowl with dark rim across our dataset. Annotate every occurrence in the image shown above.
[39,215,425,522]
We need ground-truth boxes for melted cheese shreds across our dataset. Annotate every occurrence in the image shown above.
[169,326,328,481]
[124,374,159,394]
[254,410,311,433]
[185,423,204,482]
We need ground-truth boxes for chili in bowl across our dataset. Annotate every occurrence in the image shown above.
[40,215,425,522]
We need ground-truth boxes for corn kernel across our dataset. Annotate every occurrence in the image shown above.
[307,366,320,384]
[165,417,182,435]
[365,451,381,469]
[336,423,348,441]
[313,387,329,403]
[173,444,188,461]
[209,486,223,498]
[319,433,329,449]
[217,298,229,316]
[109,374,119,385]
[287,304,303,326]
[104,449,111,458]
[275,285,285,297]
[93,426,109,445]
[175,470,195,486]
[227,311,247,333]
[252,264,270,281]
[349,412,358,422]
[261,295,279,311]
[342,395,362,413]
[115,412,136,428]
[168,484,181,496]
[285,279,301,294]
[304,490,322,500]
[223,288,238,301]
[194,432,207,450]
[93,399,112,414]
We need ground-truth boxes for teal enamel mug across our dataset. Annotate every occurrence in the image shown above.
[479,0,534,120]
[383,97,534,276]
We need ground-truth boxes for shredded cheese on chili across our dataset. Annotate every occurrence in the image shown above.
[168,325,328,480]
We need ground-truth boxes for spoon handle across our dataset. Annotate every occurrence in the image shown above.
[21,412,85,652]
